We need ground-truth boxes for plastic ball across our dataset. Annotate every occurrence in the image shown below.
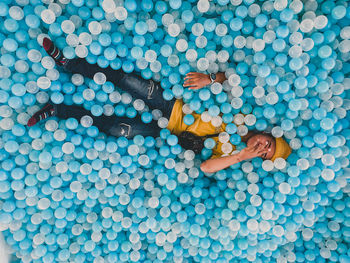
[183,114,194,125]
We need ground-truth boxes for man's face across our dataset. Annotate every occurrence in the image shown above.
[247,134,276,160]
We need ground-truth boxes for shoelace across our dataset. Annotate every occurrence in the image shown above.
[37,106,55,121]
[46,41,67,65]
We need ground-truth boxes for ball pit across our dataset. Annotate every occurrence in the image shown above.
[0,0,350,262]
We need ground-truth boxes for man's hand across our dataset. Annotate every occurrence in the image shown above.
[183,72,211,90]
[239,142,267,161]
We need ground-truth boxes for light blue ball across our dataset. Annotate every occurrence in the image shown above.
[141,112,153,123]
[204,138,215,149]
[3,38,18,52]
[183,114,194,125]
[331,5,346,19]
[8,96,23,109]
[25,14,40,28]
[135,21,148,35]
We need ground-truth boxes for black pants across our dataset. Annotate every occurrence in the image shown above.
[57,58,175,138]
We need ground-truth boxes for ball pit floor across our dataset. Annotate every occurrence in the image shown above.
[0,0,350,262]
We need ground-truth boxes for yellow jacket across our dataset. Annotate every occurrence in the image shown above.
[167,99,235,158]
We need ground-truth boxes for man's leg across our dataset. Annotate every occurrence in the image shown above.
[55,104,161,138]
[64,58,175,118]
[55,103,116,134]
[43,37,176,118]
[107,116,161,139]
[63,58,125,84]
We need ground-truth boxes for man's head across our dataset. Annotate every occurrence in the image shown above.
[247,132,293,161]
[246,133,276,160]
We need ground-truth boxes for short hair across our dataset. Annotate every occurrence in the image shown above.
[177,131,205,154]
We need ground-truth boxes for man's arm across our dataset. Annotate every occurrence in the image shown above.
[200,143,267,173]
[200,152,242,173]
[183,72,227,90]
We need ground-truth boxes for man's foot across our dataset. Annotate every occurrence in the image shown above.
[27,103,56,127]
[43,37,68,66]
